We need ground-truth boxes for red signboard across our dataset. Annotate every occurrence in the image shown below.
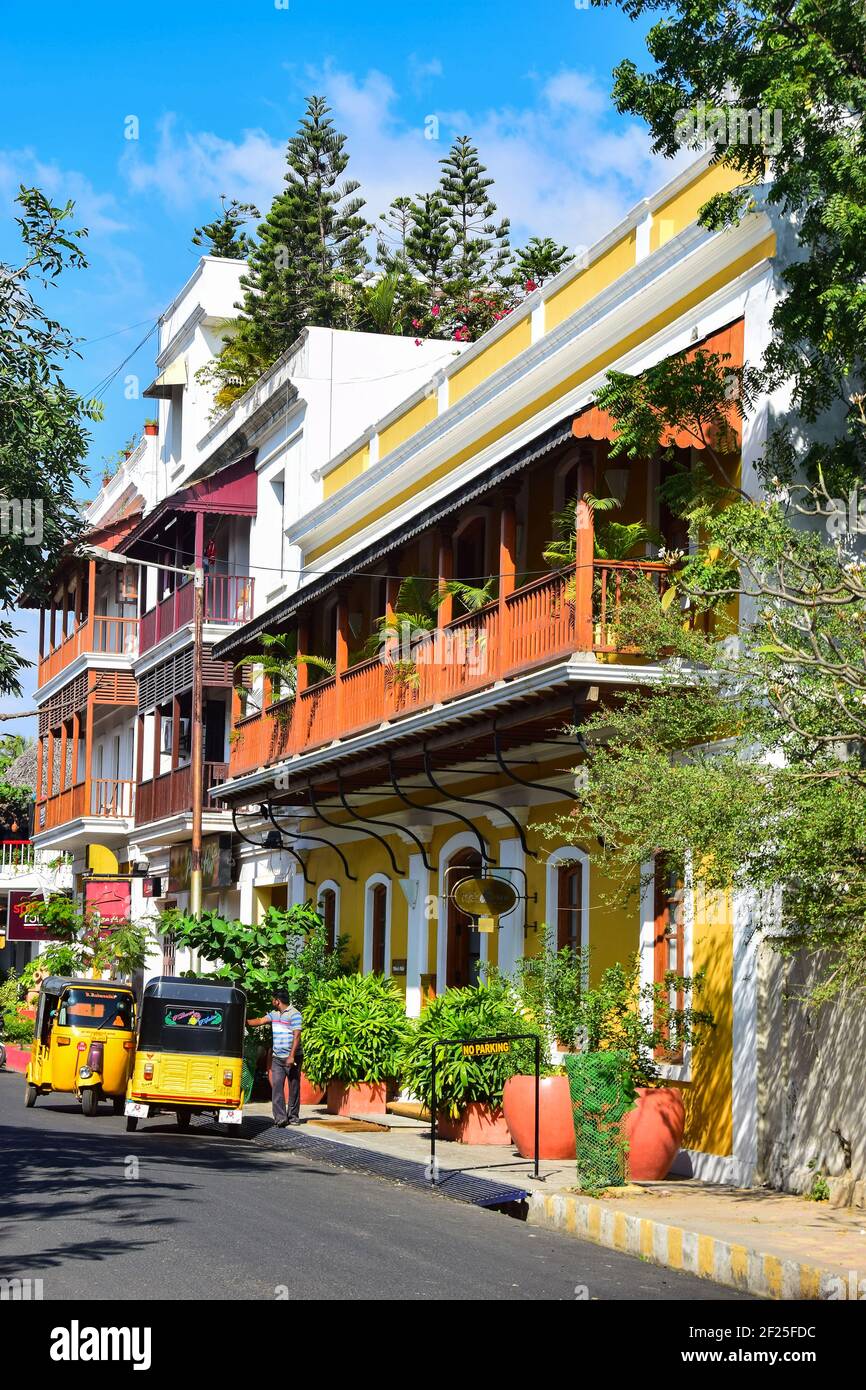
[7,890,52,942]
[83,878,132,928]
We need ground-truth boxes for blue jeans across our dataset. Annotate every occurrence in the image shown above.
[271,1053,300,1123]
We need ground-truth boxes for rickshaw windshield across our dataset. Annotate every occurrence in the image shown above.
[57,988,134,1031]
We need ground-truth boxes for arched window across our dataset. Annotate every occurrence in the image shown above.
[318,886,337,952]
[364,876,390,976]
[556,859,584,953]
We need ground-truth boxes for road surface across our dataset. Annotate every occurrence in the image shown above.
[0,1071,749,1301]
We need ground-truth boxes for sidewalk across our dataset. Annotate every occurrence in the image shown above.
[248,1099,866,1301]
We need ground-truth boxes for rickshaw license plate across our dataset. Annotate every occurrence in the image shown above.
[125,1102,150,1118]
[218,1109,242,1125]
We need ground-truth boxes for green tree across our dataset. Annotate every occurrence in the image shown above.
[0,733,33,825]
[192,195,259,259]
[438,136,511,288]
[511,236,571,289]
[0,187,101,693]
[24,896,151,980]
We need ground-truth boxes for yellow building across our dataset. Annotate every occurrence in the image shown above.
[215,153,776,1185]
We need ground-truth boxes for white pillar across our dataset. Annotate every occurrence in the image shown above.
[731,887,759,1185]
[405,852,429,1018]
[496,837,526,977]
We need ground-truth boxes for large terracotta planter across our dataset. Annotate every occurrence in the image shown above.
[436,1102,511,1146]
[300,1072,325,1105]
[622,1086,685,1180]
[326,1080,388,1115]
[502,1074,576,1160]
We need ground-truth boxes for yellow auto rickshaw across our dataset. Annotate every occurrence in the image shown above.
[124,976,247,1132]
[25,976,137,1116]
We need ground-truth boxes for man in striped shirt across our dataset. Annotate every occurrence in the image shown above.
[249,990,303,1127]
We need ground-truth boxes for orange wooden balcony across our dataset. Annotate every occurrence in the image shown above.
[135,760,229,827]
[37,778,135,832]
[228,559,672,778]
[38,616,139,686]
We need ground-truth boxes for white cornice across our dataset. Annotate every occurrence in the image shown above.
[35,652,136,708]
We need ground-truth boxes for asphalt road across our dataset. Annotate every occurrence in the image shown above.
[0,1070,750,1302]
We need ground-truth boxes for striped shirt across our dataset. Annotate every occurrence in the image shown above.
[267,1007,302,1057]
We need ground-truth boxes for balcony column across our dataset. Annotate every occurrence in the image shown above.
[290,620,309,757]
[36,733,44,803]
[383,576,401,719]
[574,453,596,651]
[334,593,350,729]
[61,582,69,643]
[436,531,453,700]
[46,728,55,799]
[72,709,81,786]
[84,684,95,816]
[497,492,517,678]
[49,598,56,653]
[38,607,45,662]
[74,562,84,631]
[58,719,68,793]
[86,558,96,647]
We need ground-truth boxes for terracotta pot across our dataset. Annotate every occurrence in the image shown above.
[436,1102,511,1146]
[326,1080,388,1116]
[502,1074,576,1160]
[300,1072,325,1105]
[622,1086,685,1180]
[144,423,158,436]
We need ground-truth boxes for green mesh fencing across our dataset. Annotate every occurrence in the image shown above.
[242,1034,260,1104]
[564,1051,633,1189]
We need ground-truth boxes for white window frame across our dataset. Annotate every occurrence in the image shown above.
[363,872,391,975]
[544,845,590,955]
[316,878,341,951]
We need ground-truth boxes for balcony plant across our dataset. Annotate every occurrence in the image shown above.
[302,972,410,1115]
[234,632,336,720]
[399,978,543,1144]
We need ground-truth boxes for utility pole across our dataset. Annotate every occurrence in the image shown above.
[189,559,205,919]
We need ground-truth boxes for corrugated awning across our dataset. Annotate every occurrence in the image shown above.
[143,355,187,399]
[213,415,575,660]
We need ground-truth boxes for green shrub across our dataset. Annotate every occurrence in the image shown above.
[302,973,410,1088]
[2,1011,34,1044]
[399,979,543,1119]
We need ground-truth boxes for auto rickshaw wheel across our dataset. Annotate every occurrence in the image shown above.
[24,1083,38,1108]
[125,1116,138,1132]
[176,1109,192,1131]
[81,1088,100,1117]
[112,1096,125,1115]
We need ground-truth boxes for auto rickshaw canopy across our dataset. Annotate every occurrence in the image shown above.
[137,976,246,1057]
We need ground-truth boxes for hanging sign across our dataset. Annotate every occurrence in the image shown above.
[451,874,520,919]
[84,877,132,928]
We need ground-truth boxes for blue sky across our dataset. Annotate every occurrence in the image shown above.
[1,0,679,729]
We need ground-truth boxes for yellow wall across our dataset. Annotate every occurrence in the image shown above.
[323,442,369,501]
[448,318,533,406]
[379,395,438,460]
[650,162,744,253]
[681,884,734,1156]
[545,231,636,332]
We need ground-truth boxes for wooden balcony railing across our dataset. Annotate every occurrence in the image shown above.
[139,575,254,656]
[228,559,674,778]
[38,615,139,684]
[135,761,229,827]
[36,779,135,831]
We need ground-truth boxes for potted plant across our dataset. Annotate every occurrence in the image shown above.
[302,973,409,1115]
[400,979,542,1145]
[572,956,714,1181]
[494,944,589,1160]
[144,418,158,436]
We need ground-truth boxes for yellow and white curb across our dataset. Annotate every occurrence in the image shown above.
[525,1192,862,1299]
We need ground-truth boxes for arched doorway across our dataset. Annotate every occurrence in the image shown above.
[446,847,484,989]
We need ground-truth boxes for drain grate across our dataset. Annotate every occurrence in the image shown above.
[252,1124,530,1208]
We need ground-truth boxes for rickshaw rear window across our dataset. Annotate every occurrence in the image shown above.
[164,1005,224,1030]
[58,989,133,1030]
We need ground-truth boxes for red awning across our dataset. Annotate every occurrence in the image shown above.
[573,318,744,453]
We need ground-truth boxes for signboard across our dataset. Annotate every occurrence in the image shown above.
[451,874,520,919]
[164,1006,223,1030]
[461,1039,512,1058]
[168,836,233,895]
[84,877,132,928]
[7,890,52,942]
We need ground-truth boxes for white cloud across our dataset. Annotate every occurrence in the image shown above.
[118,64,692,255]
[0,148,127,236]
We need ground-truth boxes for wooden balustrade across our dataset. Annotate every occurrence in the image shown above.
[38,615,139,684]
[227,559,674,779]
[134,761,229,828]
[139,575,255,656]
[37,778,135,830]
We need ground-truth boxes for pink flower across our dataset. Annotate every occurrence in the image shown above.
[412,318,421,329]
[414,338,422,346]
[525,279,537,293]
[431,303,440,317]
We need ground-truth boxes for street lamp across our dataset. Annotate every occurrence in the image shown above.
[79,544,206,919]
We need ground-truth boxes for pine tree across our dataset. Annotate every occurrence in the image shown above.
[207,96,369,408]
[438,136,511,288]
[405,192,455,295]
[512,236,570,289]
[192,196,259,259]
